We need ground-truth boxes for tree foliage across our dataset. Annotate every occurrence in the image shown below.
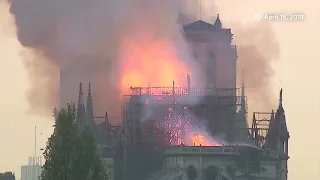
[41,103,108,180]
[0,172,15,180]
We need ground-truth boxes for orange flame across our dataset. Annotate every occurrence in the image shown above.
[191,134,220,146]
[191,134,205,146]
[118,28,190,94]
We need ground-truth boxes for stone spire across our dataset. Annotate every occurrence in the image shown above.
[278,89,284,111]
[236,74,250,142]
[76,83,86,126]
[86,82,95,129]
[240,76,246,112]
[276,89,289,138]
[213,14,222,28]
[263,89,289,153]
[77,83,83,106]
[275,89,289,180]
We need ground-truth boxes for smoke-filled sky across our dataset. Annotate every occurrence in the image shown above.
[6,0,204,118]
[5,0,277,118]
[1,0,320,179]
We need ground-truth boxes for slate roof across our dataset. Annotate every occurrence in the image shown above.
[183,15,223,31]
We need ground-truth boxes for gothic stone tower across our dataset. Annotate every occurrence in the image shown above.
[263,89,290,180]
[183,15,242,141]
[183,15,237,89]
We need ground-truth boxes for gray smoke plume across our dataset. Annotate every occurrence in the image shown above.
[234,23,279,111]
[6,0,203,119]
[3,0,279,121]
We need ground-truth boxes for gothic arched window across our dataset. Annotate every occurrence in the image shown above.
[206,50,216,87]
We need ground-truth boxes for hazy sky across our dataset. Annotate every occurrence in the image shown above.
[1,0,320,179]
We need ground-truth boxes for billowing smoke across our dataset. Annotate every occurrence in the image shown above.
[6,0,203,118]
[4,0,279,122]
[233,23,279,111]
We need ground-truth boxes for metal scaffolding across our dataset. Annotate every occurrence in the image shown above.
[122,85,244,148]
[249,112,273,148]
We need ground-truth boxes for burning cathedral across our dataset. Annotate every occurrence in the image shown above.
[63,15,290,180]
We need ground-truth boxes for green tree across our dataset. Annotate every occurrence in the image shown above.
[0,172,15,180]
[41,103,108,180]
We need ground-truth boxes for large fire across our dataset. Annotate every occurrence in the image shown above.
[191,134,220,146]
[191,134,205,146]
[118,25,219,147]
[119,33,190,94]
